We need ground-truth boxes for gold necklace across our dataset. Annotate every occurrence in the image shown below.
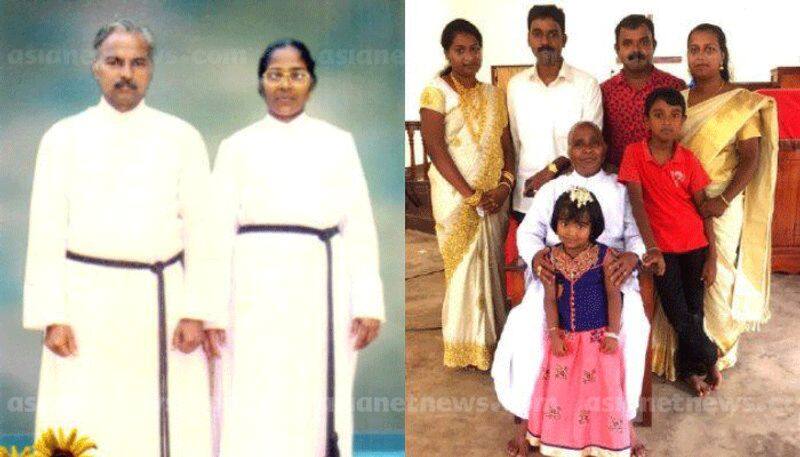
[690,79,726,106]
[450,74,488,147]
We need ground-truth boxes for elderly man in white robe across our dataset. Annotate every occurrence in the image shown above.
[493,121,650,457]
[23,20,215,456]
[205,39,384,457]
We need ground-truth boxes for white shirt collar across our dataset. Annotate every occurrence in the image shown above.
[96,96,148,120]
[528,61,573,84]
[567,169,607,185]
[263,111,310,129]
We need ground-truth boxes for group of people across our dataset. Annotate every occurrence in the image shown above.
[23,20,385,456]
[420,5,777,457]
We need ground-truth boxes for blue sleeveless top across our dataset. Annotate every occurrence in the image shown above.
[551,243,610,332]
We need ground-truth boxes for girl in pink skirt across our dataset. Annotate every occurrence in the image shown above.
[527,187,630,456]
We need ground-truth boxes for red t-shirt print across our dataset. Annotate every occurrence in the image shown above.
[669,169,686,188]
[617,140,710,254]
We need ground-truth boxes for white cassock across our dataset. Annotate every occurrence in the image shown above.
[23,98,216,456]
[491,170,649,421]
[209,113,385,457]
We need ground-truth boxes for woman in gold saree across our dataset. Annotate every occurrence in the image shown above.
[651,24,779,387]
[419,19,515,370]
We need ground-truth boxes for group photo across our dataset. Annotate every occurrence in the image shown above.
[405,1,799,456]
[2,0,800,456]
[0,1,403,456]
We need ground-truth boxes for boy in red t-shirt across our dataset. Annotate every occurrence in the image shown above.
[618,87,720,397]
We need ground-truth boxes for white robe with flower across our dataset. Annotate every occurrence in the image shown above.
[23,98,216,456]
[209,113,385,457]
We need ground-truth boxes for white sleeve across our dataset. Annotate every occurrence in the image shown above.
[205,139,238,329]
[583,78,603,129]
[621,187,646,259]
[506,79,522,156]
[339,134,385,322]
[176,128,219,324]
[23,124,70,331]
[516,185,551,268]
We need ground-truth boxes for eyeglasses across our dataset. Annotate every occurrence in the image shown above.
[263,69,311,85]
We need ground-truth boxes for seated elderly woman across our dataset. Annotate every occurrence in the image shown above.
[493,121,650,457]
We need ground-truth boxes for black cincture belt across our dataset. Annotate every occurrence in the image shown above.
[66,250,183,457]
[237,224,341,457]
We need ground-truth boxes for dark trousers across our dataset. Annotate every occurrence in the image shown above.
[654,247,718,378]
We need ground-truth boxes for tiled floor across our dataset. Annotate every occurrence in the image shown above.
[406,229,800,456]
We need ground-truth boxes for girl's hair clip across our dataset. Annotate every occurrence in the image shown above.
[568,186,594,208]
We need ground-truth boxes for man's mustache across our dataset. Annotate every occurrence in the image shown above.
[114,79,138,90]
[536,45,556,54]
[626,51,647,62]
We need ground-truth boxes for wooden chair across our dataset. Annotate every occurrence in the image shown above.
[637,271,656,427]
[405,121,435,233]
[405,121,427,181]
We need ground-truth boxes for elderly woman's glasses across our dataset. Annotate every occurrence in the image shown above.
[263,69,311,85]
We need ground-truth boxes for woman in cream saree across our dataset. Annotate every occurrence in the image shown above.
[651,24,779,385]
[419,19,515,370]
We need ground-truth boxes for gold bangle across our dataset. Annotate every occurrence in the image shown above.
[719,194,730,206]
[464,190,483,206]
[498,181,512,192]
[502,170,516,185]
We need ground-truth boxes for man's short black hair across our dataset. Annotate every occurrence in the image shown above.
[614,14,655,44]
[527,4,565,33]
[550,190,605,243]
[644,87,686,117]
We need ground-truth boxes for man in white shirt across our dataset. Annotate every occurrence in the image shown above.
[507,4,603,221]
[493,122,650,456]
[23,20,215,456]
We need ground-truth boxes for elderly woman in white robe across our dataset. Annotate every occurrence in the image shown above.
[206,39,385,457]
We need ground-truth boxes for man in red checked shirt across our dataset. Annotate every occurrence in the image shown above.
[599,16,684,455]
[601,14,686,172]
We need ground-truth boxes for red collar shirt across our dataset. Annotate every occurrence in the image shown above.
[601,68,685,166]
[617,140,710,253]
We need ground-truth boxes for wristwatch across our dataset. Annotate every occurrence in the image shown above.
[547,162,559,174]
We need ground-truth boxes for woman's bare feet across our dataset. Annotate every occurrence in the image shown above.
[630,425,647,456]
[708,365,722,391]
[506,419,531,457]
[686,374,712,396]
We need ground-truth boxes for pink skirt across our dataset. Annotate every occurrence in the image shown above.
[527,328,630,457]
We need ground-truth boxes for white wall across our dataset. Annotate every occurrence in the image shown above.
[405,0,800,121]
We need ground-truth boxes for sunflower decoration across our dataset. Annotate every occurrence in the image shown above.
[0,446,35,457]
[33,429,96,457]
